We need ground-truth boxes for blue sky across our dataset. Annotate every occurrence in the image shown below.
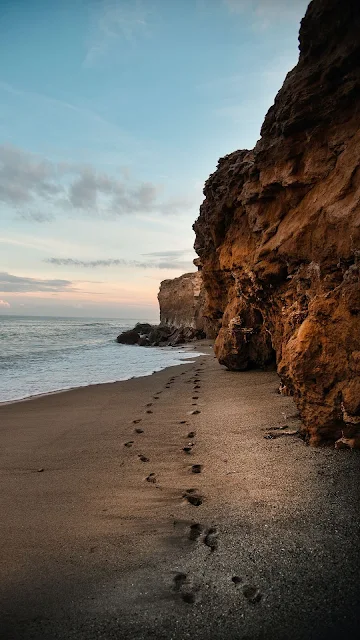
[0,0,308,318]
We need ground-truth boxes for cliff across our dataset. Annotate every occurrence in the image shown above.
[193,0,360,446]
[158,270,207,333]
[117,268,210,347]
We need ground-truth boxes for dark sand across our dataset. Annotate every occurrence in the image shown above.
[1,343,360,639]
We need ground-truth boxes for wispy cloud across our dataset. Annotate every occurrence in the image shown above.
[0,272,75,294]
[84,0,151,67]
[0,144,188,220]
[0,299,10,308]
[0,81,129,139]
[142,250,193,258]
[0,81,137,156]
[45,254,195,271]
[223,0,307,27]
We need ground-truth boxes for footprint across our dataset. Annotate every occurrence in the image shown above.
[189,523,203,541]
[153,396,159,400]
[179,420,187,424]
[183,446,193,454]
[146,473,157,483]
[191,409,201,415]
[194,385,201,390]
[146,410,153,414]
[138,455,150,463]
[194,379,200,383]
[183,489,203,506]
[191,464,202,474]
[181,591,196,604]
[231,576,242,585]
[173,572,187,592]
[172,573,198,604]
[243,585,262,603]
[146,403,153,407]
[134,428,144,434]
[133,419,142,424]
[191,403,197,406]
[124,441,134,448]
[165,385,170,389]
[204,527,218,552]
[192,396,199,400]
[187,431,196,438]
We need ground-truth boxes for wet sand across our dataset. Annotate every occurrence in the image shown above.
[1,343,360,639]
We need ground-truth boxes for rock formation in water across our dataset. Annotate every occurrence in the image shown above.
[117,269,209,346]
[193,0,360,446]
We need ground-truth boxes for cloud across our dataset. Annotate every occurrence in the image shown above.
[223,0,307,25]
[0,145,62,206]
[0,299,10,308]
[0,81,131,147]
[142,250,193,258]
[0,272,75,293]
[0,145,187,220]
[16,211,55,223]
[45,255,195,271]
[84,0,151,67]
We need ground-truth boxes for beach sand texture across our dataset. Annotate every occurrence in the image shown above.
[1,344,360,639]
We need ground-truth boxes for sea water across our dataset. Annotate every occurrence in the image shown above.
[0,316,200,403]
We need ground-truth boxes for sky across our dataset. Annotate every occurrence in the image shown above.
[0,0,309,318]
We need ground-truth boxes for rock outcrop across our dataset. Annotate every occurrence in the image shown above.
[117,269,210,347]
[193,0,360,446]
[158,270,208,336]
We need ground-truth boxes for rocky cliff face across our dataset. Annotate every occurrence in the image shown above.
[194,0,360,446]
[158,271,204,332]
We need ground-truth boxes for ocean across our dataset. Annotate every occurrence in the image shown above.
[0,316,200,404]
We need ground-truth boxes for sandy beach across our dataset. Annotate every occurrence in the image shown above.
[1,342,360,639]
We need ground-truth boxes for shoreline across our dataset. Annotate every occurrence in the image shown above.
[0,341,210,407]
[1,348,359,639]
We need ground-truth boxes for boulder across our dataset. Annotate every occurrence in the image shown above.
[116,329,140,345]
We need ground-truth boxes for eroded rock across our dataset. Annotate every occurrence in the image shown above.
[193,0,360,446]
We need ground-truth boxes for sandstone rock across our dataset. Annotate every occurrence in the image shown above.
[193,0,360,446]
[159,270,215,339]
